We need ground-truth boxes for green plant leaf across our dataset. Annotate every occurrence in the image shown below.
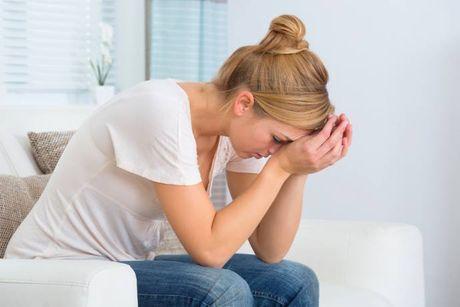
[89,60,99,83]
[96,59,102,85]
[101,62,112,85]
[101,59,105,85]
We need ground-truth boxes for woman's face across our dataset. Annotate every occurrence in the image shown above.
[227,91,312,159]
[229,115,312,159]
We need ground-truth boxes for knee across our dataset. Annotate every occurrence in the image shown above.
[281,261,320,306]
[297,264,319,305]
[253,260,319,306]
[207,269,253,306]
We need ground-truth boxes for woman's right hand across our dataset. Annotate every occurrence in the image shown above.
[270,114,351,175]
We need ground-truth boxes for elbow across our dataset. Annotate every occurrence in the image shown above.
[255,252,284,264]
[185,237,228,268]
[264,257,283,264]
[190,249,227,269]
[206,260,226,269]
[193,255,225,269]
[201,251,228,269]
[197,245,232,269]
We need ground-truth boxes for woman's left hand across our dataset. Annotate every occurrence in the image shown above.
[329,113,353,158]
[329,113,353,161]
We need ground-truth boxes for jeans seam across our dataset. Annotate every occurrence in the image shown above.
[138,293,210,306]
[208,271,243,306]
[285,271,319,306]
[252,290,287,305]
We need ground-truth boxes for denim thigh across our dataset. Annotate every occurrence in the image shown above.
[154,253,319,307]
[119,256,253,307]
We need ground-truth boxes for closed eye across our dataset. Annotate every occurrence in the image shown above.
[272,136,282,144]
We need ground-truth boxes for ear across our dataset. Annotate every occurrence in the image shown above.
[232,90,254,116]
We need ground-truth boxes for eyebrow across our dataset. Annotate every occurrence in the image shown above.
[280,133,295,143]
[280,130,316,143]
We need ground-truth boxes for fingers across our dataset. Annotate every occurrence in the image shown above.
[319,135,343,166]
[316,117,348,158]
[341,122,352,158]
[306,113,352,171]
[347,122,353,146]
[309,114,339,149]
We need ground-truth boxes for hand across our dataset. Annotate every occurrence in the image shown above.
[328,113,353,158]
[271,113,353,175]
[334,113,352,158]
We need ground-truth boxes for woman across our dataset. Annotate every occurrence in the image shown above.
[5,14,352,306]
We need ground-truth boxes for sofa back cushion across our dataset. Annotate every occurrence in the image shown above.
[28,131,75,174]
[0,174,51,258]
[0,131,42,176]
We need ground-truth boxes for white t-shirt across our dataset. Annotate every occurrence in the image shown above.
[4,78,269,261]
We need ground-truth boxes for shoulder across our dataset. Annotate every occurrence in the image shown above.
[112,78,187,114]
[88,79,200,184]
[90,78,189,137]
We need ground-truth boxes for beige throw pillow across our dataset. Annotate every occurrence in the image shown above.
[27,131,75,174]
[0,174,51,258]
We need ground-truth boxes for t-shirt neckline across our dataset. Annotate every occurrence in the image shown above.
[166,78,222,194]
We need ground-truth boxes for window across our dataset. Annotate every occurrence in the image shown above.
[147,0,227,82]
[0,0,117,105]
[146,0,228,207]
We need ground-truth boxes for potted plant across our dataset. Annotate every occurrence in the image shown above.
[89,22,114,105]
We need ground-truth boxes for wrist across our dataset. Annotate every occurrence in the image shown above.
[265,157,291,181]
[288,173,308,183]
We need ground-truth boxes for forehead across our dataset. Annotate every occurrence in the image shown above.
[261,117,312,140]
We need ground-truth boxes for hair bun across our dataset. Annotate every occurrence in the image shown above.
[270,15,305,43]
[257,14,309,55]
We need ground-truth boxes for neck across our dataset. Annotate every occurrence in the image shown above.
[177,81,229,145]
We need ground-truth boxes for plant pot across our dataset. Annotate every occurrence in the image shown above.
[92,85,115,105]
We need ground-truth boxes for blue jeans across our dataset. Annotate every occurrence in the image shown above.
[119,253,319,306]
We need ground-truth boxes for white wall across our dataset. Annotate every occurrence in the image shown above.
[227,1,460,306]
[115,0,146,91]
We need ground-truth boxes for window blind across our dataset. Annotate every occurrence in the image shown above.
[147,0,229,207]
[0,0,117,104]
[148,0,227,82]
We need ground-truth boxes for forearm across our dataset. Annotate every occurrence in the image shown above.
[209,158,290,267]
[255,173,308,262]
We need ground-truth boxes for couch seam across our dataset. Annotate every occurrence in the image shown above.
[0,280,87,287]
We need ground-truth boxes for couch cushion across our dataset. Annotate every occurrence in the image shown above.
[0,131,41,176]
[0,174,51,258]
[27,131,75,174]
[320,281,393,307]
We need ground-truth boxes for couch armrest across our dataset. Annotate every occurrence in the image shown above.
[0,259,138,307]
[238,219,425,307]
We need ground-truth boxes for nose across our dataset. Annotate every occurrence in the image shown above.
[267,145,280,156]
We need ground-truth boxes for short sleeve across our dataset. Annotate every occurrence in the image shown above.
[225,149,269,174]
[102,81,202,185]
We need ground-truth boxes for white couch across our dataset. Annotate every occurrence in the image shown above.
[0,105,426,307]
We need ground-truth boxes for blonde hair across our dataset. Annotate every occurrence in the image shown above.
[211,14,335,131]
